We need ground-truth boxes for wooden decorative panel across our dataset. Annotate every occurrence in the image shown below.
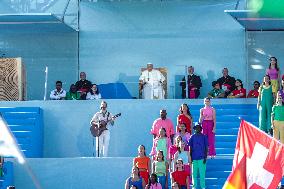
[0,58,26,101]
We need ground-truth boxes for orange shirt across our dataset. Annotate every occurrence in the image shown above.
[134,156,150,170]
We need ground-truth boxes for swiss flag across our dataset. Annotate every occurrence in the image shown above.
[223,120,284,189]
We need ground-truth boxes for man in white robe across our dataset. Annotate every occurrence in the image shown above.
[139,63,165,99]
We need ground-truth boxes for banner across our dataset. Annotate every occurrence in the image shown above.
[223,120,284,189]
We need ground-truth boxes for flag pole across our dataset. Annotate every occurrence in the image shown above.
[43,66,48,101]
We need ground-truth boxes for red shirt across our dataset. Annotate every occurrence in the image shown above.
[232,88,246,98]
[171,170,188,186]
[177,114,192,134]
[247,89,259,98]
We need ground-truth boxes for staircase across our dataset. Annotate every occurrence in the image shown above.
[0,107,43,188]
[0,161,13,189]
[189,103,258,188]
[0,107,44,157]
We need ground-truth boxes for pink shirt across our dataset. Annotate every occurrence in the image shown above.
[201,106,214,120]
[147,183,162,189]
[266,68,278,80]
[150,118,175,137]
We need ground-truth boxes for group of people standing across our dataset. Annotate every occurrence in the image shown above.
[126,98,216,189]
[257,57,284,143]
[50,72,101,100]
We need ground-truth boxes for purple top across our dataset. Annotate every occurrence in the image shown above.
[188,133,208,160]
[279,90,284,102]
[266,68,278,80]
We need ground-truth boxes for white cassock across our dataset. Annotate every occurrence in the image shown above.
[139,69,165,99]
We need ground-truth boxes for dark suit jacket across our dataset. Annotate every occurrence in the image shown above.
[216,75,235,96]
[180,74,202,99]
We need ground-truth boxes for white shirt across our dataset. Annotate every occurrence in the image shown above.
[50,89,66,100]
[86,92,102,100]
[90,110,113,128]
[139,69,165,86]
[139,69,165,99]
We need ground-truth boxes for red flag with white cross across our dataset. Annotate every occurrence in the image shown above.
[223,120,284,189]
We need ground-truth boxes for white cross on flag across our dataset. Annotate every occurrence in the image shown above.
[223,120,284,189]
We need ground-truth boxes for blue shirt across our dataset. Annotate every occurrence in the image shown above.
[188,133,208,160]
[128,177,143,189]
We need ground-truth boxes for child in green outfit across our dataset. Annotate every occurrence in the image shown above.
[271,92,284,143]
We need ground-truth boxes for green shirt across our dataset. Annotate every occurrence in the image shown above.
[156,138,167,157]
[208,88,224,97]
[65,92,81,100]
[272,105,284,121]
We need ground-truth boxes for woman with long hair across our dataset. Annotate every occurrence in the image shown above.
[258,75,274,133]
[175,123,190,146]
[177,104,193,135]
[125,166,146,189]
[150,128,172,161]
[199,97,216,158]
[228,79,246,98]
[266,57,280,98]
[173,141,191,183]
[133,145,151,185]
[152,151,169,189]
[171,159,189,189]
[86,84,101,100]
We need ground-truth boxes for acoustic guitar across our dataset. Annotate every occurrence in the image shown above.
[90,113,121,137]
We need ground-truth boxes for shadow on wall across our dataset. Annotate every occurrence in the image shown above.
[118,73,140,98]
[201,70,216,98]
[175,75,183,99]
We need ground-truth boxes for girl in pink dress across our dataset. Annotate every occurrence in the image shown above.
[199,97,216,158]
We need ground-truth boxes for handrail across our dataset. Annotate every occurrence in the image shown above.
[62,0,72,22]
[235,0,241,10]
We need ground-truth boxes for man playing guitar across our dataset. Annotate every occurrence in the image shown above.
[90,101,116,157]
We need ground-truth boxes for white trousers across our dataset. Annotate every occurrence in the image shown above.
[143,84,164,99]
[96,129,110,157]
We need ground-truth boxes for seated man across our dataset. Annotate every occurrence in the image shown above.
[217,68,236,97]
[208,81,225,98]
[75,72,92,100]
[65,84,81,100]
[139,63,165,99]
[50,81,66,100]
[180,66,202,99]
[247,81,260,98]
